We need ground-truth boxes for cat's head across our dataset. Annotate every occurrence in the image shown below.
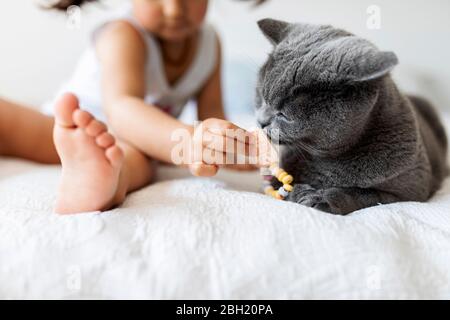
[255,19,399,156]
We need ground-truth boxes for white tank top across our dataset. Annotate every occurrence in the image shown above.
[42,5,218,122]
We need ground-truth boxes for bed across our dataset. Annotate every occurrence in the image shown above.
[1,116,450,299]
[2,0,450,301]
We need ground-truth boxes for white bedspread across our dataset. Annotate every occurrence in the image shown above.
[1,156,450,300]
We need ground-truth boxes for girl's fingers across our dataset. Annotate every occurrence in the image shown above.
[201,148,226,165]
[201,140,259,166]
[191,119,268,167]
[189,162,219,177]
[202,119,253,144]
[225,163,259,171]
[206,128,255,145]
[202,131,257,158]
[202,118,239,131]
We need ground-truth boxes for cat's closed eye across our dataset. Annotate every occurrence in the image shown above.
[275,111,292,122]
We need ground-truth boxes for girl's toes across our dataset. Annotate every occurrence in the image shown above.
[54,93,79,127]
[105,146,124,168]
[85,119,107,137]
[73,109,93,128]
[96,132,115,148]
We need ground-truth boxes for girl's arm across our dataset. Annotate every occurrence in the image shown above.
[196,38,226,121]
[96,21,194,164]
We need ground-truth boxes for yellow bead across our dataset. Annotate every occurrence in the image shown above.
[283,184,293,192]
[264,186,274,195]
[278,172,288,181]
[275,168,285,178]
[282,175,294,185]
[270,163,278,169]
[274,193,283,200]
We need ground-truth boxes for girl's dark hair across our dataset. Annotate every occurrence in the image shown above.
[48,0,267,11]
[49,0,97,10]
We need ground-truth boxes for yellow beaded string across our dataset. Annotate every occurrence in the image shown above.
[262,163,294,200]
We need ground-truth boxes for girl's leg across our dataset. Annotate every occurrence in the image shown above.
[108,141,156,208]
[0,98,59,163]
[53,93,154,214]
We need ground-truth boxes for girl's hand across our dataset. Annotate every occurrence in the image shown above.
[188,118,258,177]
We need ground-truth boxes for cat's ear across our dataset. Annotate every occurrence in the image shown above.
[351,51,399,82]
[257,18,290,45]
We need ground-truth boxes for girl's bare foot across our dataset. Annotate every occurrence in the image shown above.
[53,93,125,214]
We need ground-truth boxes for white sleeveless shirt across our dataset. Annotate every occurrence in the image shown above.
[42,5,218,122]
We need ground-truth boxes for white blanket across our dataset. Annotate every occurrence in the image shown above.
[1,156,450,300]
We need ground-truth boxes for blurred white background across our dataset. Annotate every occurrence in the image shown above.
[0,0,449,114]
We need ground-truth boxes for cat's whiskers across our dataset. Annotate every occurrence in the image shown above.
[295,140,330,158]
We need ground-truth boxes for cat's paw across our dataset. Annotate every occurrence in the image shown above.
[287,184,326,208]
[320,188,355,215]
[287,185,349,215]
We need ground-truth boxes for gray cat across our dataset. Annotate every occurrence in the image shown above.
[255,19,448,215]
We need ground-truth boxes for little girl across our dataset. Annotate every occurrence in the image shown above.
[0,0,264,214]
